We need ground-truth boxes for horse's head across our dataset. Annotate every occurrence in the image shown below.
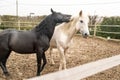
[51,8,71,23]
[73,10,89,38]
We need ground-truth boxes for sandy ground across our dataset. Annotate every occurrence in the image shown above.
[0,35,120,80]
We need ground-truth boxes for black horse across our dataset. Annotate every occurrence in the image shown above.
[0,9,71,76]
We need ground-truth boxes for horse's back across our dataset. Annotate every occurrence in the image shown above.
[9,30,37,53]
[0,29,13,43]
[0,29,36,53]
[0,29,12,35]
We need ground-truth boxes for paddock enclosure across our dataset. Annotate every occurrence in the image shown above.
[0,35,120,80]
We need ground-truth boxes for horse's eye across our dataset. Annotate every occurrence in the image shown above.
[80,20,83,23]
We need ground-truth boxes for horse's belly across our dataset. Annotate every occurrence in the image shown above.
[11,43,35,53]
[14,50,35,54]
[50,32,69,49]
[12,47,35,54]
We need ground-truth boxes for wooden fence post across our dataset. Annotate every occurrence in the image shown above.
[93,23,97,36]
[18,20,20,30]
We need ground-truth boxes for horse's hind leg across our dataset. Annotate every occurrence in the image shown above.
[0,61,9,76]
[0,51,11,76]
[49,47,55,65]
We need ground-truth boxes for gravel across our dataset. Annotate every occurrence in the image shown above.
[0,35,120,80]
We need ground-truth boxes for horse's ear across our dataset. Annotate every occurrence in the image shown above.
[51,8,55,14]
[79,10,82,16]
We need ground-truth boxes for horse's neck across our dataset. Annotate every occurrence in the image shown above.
[61,19,78,41]
[32,16,56,39]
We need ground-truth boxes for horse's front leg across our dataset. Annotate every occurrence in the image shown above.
[57,45,67,70]
[36,49,47,76]
[36,50,42,76]
[40,52,47,72]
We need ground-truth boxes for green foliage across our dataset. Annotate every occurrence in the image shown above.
[98,16,120,39]
[101,17,120,25]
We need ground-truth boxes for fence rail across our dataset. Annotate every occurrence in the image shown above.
[0,21,39,24]
[27,55,120,80]
[90,30,120,34]
[90,25,120,27]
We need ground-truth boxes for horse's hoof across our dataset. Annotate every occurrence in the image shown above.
[51,62,55,65]
[36,73,40,76]
[4,72,10,77]
[50,63,55,66]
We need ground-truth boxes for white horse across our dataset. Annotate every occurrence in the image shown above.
[49,10,89,70]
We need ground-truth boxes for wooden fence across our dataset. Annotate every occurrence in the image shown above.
[0,21,120,39]
[0,21,39,30]
[91,24,120,37]
[27,54,120,80]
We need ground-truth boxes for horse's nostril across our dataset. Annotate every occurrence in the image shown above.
[83,33,88,38]
[85,33,87,36]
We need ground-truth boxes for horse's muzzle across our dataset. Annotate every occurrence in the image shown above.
[83,33,89,38]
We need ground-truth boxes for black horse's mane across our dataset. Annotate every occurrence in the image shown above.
[33,14,54,32]
[31,13,56,39]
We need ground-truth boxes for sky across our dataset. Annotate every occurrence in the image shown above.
[0,0,120,16]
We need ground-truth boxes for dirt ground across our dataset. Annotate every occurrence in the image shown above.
[0,35,120,80]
